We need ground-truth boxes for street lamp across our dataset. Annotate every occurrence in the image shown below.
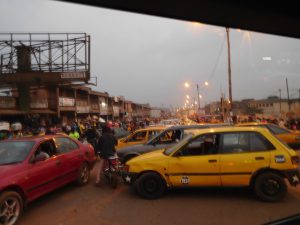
[185,81,208,111]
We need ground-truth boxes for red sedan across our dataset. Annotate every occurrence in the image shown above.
[0,134,96,225]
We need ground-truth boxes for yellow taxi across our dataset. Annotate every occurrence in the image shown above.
[116,126,165,149]
[236,122,300,150]
[122,127,299,202]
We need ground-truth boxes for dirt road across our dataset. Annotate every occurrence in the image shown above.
[19,167,300,225]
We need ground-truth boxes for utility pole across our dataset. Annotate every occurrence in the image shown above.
[196,84,200,111]
[226,27,233,113]
[286,77,291,111]
[279,89,282,114]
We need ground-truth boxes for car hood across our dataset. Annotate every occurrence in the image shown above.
[127,149,167,164]
[0,163,24,178]
[117,143,158,154]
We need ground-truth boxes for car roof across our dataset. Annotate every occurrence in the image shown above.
[138,126,166,131]
[236,122,271,126]
[191,126,269,136]
[0,134,69,142]
[164,124,231,130]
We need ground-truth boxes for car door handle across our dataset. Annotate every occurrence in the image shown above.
[255,156,265,160]
[56,160,62,166]
[208,159,217,163]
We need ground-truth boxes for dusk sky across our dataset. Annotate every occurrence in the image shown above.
[1,0,300,108]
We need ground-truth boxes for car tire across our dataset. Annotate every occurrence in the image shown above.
[135,172,166,199]
[0,191,23,225]
[77,162,90,185]
[254,172,287,202]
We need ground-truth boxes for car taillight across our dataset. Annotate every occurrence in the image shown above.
[291,156,299,165]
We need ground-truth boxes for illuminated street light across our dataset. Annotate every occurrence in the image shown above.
[184,81,208,111]
[186,95,190,99]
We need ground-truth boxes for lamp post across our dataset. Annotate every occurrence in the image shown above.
[185,81,208,113]
[196,84,200,110]
[226,27,233,112]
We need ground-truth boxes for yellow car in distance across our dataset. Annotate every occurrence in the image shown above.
[116,126,165,149]
[236,122,300,150]
[122,127,299,202]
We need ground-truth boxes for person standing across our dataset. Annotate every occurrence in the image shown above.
[69,127,80,140]
[95,125,117,186]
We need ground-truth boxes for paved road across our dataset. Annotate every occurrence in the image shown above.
[19,165,300,225]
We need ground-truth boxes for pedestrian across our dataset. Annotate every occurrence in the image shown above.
[95,125,117,186]
[69,127,80,139]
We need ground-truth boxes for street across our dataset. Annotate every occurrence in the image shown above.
[19,164,300,225]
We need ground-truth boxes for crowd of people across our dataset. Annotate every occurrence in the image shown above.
[0,117,155,141]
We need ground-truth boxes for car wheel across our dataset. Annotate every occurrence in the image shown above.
[0,191,23,225]
[254,172,287,202]
[135,172,166,199]
[77,163,90,185]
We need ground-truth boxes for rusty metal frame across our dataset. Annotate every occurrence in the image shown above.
[0,33,90,80]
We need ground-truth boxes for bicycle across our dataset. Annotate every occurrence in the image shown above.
[102,155,121,189]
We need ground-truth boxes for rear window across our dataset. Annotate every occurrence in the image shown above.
[221,131,275,154]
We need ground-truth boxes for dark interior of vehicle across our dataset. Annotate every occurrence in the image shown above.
[60,0,300,39]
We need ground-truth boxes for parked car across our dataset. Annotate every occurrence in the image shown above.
[112,127,131,139]
[236,122,300,150]
[122,127,300,201]
[117,124,230,163]
[0,134,96,225]
[117,126,165,149]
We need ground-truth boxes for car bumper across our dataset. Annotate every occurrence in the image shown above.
[120,171,138,185]
[283,169,300,186]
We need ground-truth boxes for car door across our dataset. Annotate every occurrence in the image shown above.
[25,139,64,200]
[54,136,83,181]
[220,131,273,186]
[120,130,148,148]
[167,133,221,187]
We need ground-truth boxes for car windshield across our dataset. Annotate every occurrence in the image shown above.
[0,141,35,165]
[164,134,194,155]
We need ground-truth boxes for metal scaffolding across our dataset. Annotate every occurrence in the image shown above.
[0,33,90,77]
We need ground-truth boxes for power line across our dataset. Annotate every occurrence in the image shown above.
[207,35,226,82]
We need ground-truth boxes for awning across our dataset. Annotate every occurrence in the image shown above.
[0,109,57,115]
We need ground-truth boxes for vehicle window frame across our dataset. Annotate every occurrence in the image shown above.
[219,131,275,154]
[128,131,147,142]
[32,139,57,161]
[55,136,79,154]
[174,133,220,157]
